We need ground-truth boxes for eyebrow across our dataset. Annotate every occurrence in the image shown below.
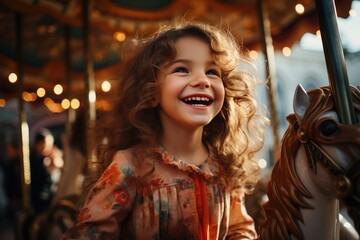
[165,58,218,67]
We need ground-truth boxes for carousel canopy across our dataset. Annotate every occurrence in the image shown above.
[0,0,353,108]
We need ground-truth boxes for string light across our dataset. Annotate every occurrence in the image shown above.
[37,87,46,97]
[8,73,17,83]
[282,47,292,57]
[89,90,96,103]
[61,99,70,109]
[0,99,6,107]
[30,92,37,101]
[295,4,305,15]
[54,84,63,95]
[44,97,63,113]
[71,98,80,109]
[101,80,111,92]
[249,50,258,59]
[258,159,268,169]
[113,31,126,42]
[22,92,37,102]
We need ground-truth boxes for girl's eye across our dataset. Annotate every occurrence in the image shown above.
[206,69,221,77]
[174,67,188,73]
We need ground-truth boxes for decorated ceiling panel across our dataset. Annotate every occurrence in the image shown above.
[0,0,353,106]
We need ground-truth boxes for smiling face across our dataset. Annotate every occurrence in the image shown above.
[157,36,225,132]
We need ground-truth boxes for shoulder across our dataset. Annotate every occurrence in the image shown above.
[113,148,135,162]
[110,146,154,176]
[110,148,137,172]
[96,148,138,184]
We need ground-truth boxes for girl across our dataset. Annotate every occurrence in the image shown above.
[62,20,268,239]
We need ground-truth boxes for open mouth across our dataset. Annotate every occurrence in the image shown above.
[182,96,213,106]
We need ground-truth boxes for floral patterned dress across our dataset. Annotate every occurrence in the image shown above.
[61,146,257,240]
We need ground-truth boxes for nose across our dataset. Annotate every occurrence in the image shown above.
[190,73,211,88]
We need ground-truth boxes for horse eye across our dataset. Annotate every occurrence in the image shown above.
[320,120,339,136]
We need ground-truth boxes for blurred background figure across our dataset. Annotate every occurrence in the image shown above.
[34,109,88,240]
[3,139,22,219]
[0,137,22,240]
[55,109,87,201]
[30,128,63,214]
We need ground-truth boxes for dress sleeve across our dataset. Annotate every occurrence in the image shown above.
[61,151,137,240]
[226,189,259,240]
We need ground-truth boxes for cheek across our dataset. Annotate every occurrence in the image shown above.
[216,83,225,103]
[213,83,225,115]
[158,81,181,107]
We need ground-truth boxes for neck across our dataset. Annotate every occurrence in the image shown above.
[294,146,340,240]
[160,125,207,165]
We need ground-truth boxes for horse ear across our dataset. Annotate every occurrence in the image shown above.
[293,84,310,121]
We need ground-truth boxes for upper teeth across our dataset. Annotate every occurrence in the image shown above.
[183,97,210,102]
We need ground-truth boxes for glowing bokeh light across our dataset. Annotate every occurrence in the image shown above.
[8,73,17,83]
[101,80,111,92]
[295,4,305,15]
[89,90,96,103]
[113,31,126,42]
[258,159,268,169]
[0,99,6,107]
[282,47,292,57]
[54,84,63,95]
[37,87,46,97]
[249,50,258,60]
[71,98,80,109]
[61,99,70,109]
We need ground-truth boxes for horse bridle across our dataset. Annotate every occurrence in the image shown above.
[293,121,360,214]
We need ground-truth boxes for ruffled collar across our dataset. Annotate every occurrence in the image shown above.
[154,145,221,180]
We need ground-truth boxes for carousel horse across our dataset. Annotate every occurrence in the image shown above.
[258,85,360,240]
[28,85,360,240]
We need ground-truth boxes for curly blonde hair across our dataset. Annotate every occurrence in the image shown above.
[96,20,268,191]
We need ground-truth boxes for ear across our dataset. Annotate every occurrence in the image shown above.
[293,84,310,121]
[149,98,159,108]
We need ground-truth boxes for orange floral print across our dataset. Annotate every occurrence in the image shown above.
[150,177,165,186]
[76,207,91,222]
[162,151,174,164]
[113,188,130,206]
[99,163,120,186]
[62,147,257,239]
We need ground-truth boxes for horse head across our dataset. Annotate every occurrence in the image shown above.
[293,85,360,197]
[259,85,360,239]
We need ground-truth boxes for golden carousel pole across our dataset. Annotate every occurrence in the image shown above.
[315,0,356,124]
[314,0,358,233]
[82,0,97,176]
[257,0,280,163]
[15,12,31,214]
[15,12,32,240]
[64,25,75,135]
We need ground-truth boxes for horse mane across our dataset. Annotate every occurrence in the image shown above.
[258,85,360,239]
